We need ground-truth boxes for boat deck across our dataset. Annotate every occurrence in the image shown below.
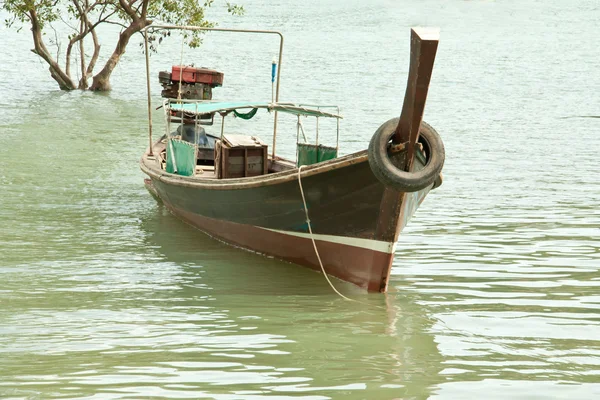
[152,136,297,181]
[194,165,217,178]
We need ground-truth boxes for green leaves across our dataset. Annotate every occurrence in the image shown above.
[226,2,244,16]
[2,0,245,90]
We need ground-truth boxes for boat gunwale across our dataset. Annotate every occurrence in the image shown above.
[140,145,370,190]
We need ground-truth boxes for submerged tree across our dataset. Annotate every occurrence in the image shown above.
[2,0,243,91]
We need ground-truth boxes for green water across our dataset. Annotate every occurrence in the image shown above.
[1,0,600,399]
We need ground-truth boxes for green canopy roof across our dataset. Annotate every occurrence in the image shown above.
[167,101,342,119]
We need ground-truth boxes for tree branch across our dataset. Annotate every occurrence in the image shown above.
[88,0,112,8]
[78,19,86,88]
[66,1,87,79]
[79,0,101,88]
[85,9,119,32]
[132,0,143,18]
[29,8,75,90]
[59,11,79,32]
[141,0,149,19]
[90,16,150,90]
[48,21,61,62]
[98,19,129,29]
[118,0,138,21]
[86,24,101,78]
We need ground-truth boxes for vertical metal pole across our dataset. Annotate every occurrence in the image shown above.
[194,104,199,176]
[142,26,285,160]
[336,108,340,151]
[144,33,153,156]
[296,114,300,165]
[220,114,225,140]
[271,57,277,104]
[194,104,199,145]
[271,35,284,159]
[165,101,171,137]
[177,36,185,102]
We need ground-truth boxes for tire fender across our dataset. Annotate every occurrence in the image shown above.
[367,118,445,192]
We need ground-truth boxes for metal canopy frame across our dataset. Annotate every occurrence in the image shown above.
[164,99,343,119]
[142,24,284,158]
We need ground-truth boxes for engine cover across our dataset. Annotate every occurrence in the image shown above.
[159,66,224,100]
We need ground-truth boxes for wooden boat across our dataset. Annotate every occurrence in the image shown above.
[140,25,445,293]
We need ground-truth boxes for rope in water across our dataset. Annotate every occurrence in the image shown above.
[297,165,353,301]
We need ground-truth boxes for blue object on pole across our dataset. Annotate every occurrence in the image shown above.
[271,57,277,83]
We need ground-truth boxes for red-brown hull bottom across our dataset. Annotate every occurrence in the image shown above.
[164,202,394,292]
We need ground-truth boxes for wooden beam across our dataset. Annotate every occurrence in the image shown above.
[394,28,439,170]
[372,28,440,292]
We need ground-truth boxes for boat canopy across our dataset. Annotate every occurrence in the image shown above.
[167,101,342,119]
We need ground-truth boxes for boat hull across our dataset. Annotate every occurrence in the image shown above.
[142,152,432,292]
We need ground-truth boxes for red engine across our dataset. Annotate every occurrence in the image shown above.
[159,65,224,100]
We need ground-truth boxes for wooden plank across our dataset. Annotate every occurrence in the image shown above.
[223,134,266,148]
[222,144,229,179]
[263,144,268,175]
[225,156,264,165]
[217,141,268,179]
[215,140,222,179]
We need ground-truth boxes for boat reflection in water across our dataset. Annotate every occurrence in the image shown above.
[138,207,444,398]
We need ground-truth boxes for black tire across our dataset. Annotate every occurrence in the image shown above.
[368,118,445,192]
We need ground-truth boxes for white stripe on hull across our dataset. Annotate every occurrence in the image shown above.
[258,227,396,254]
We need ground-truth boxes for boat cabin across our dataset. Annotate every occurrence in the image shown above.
[157,98,343,180]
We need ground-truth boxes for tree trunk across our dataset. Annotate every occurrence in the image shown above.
[79,29,101,90]
[29,9,76,90]
[78,23,88,90]
[89,20,149,91]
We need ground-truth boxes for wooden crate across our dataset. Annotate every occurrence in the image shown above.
[216,134,268,179]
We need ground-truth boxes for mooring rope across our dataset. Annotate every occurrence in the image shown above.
[297,166,353,301]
